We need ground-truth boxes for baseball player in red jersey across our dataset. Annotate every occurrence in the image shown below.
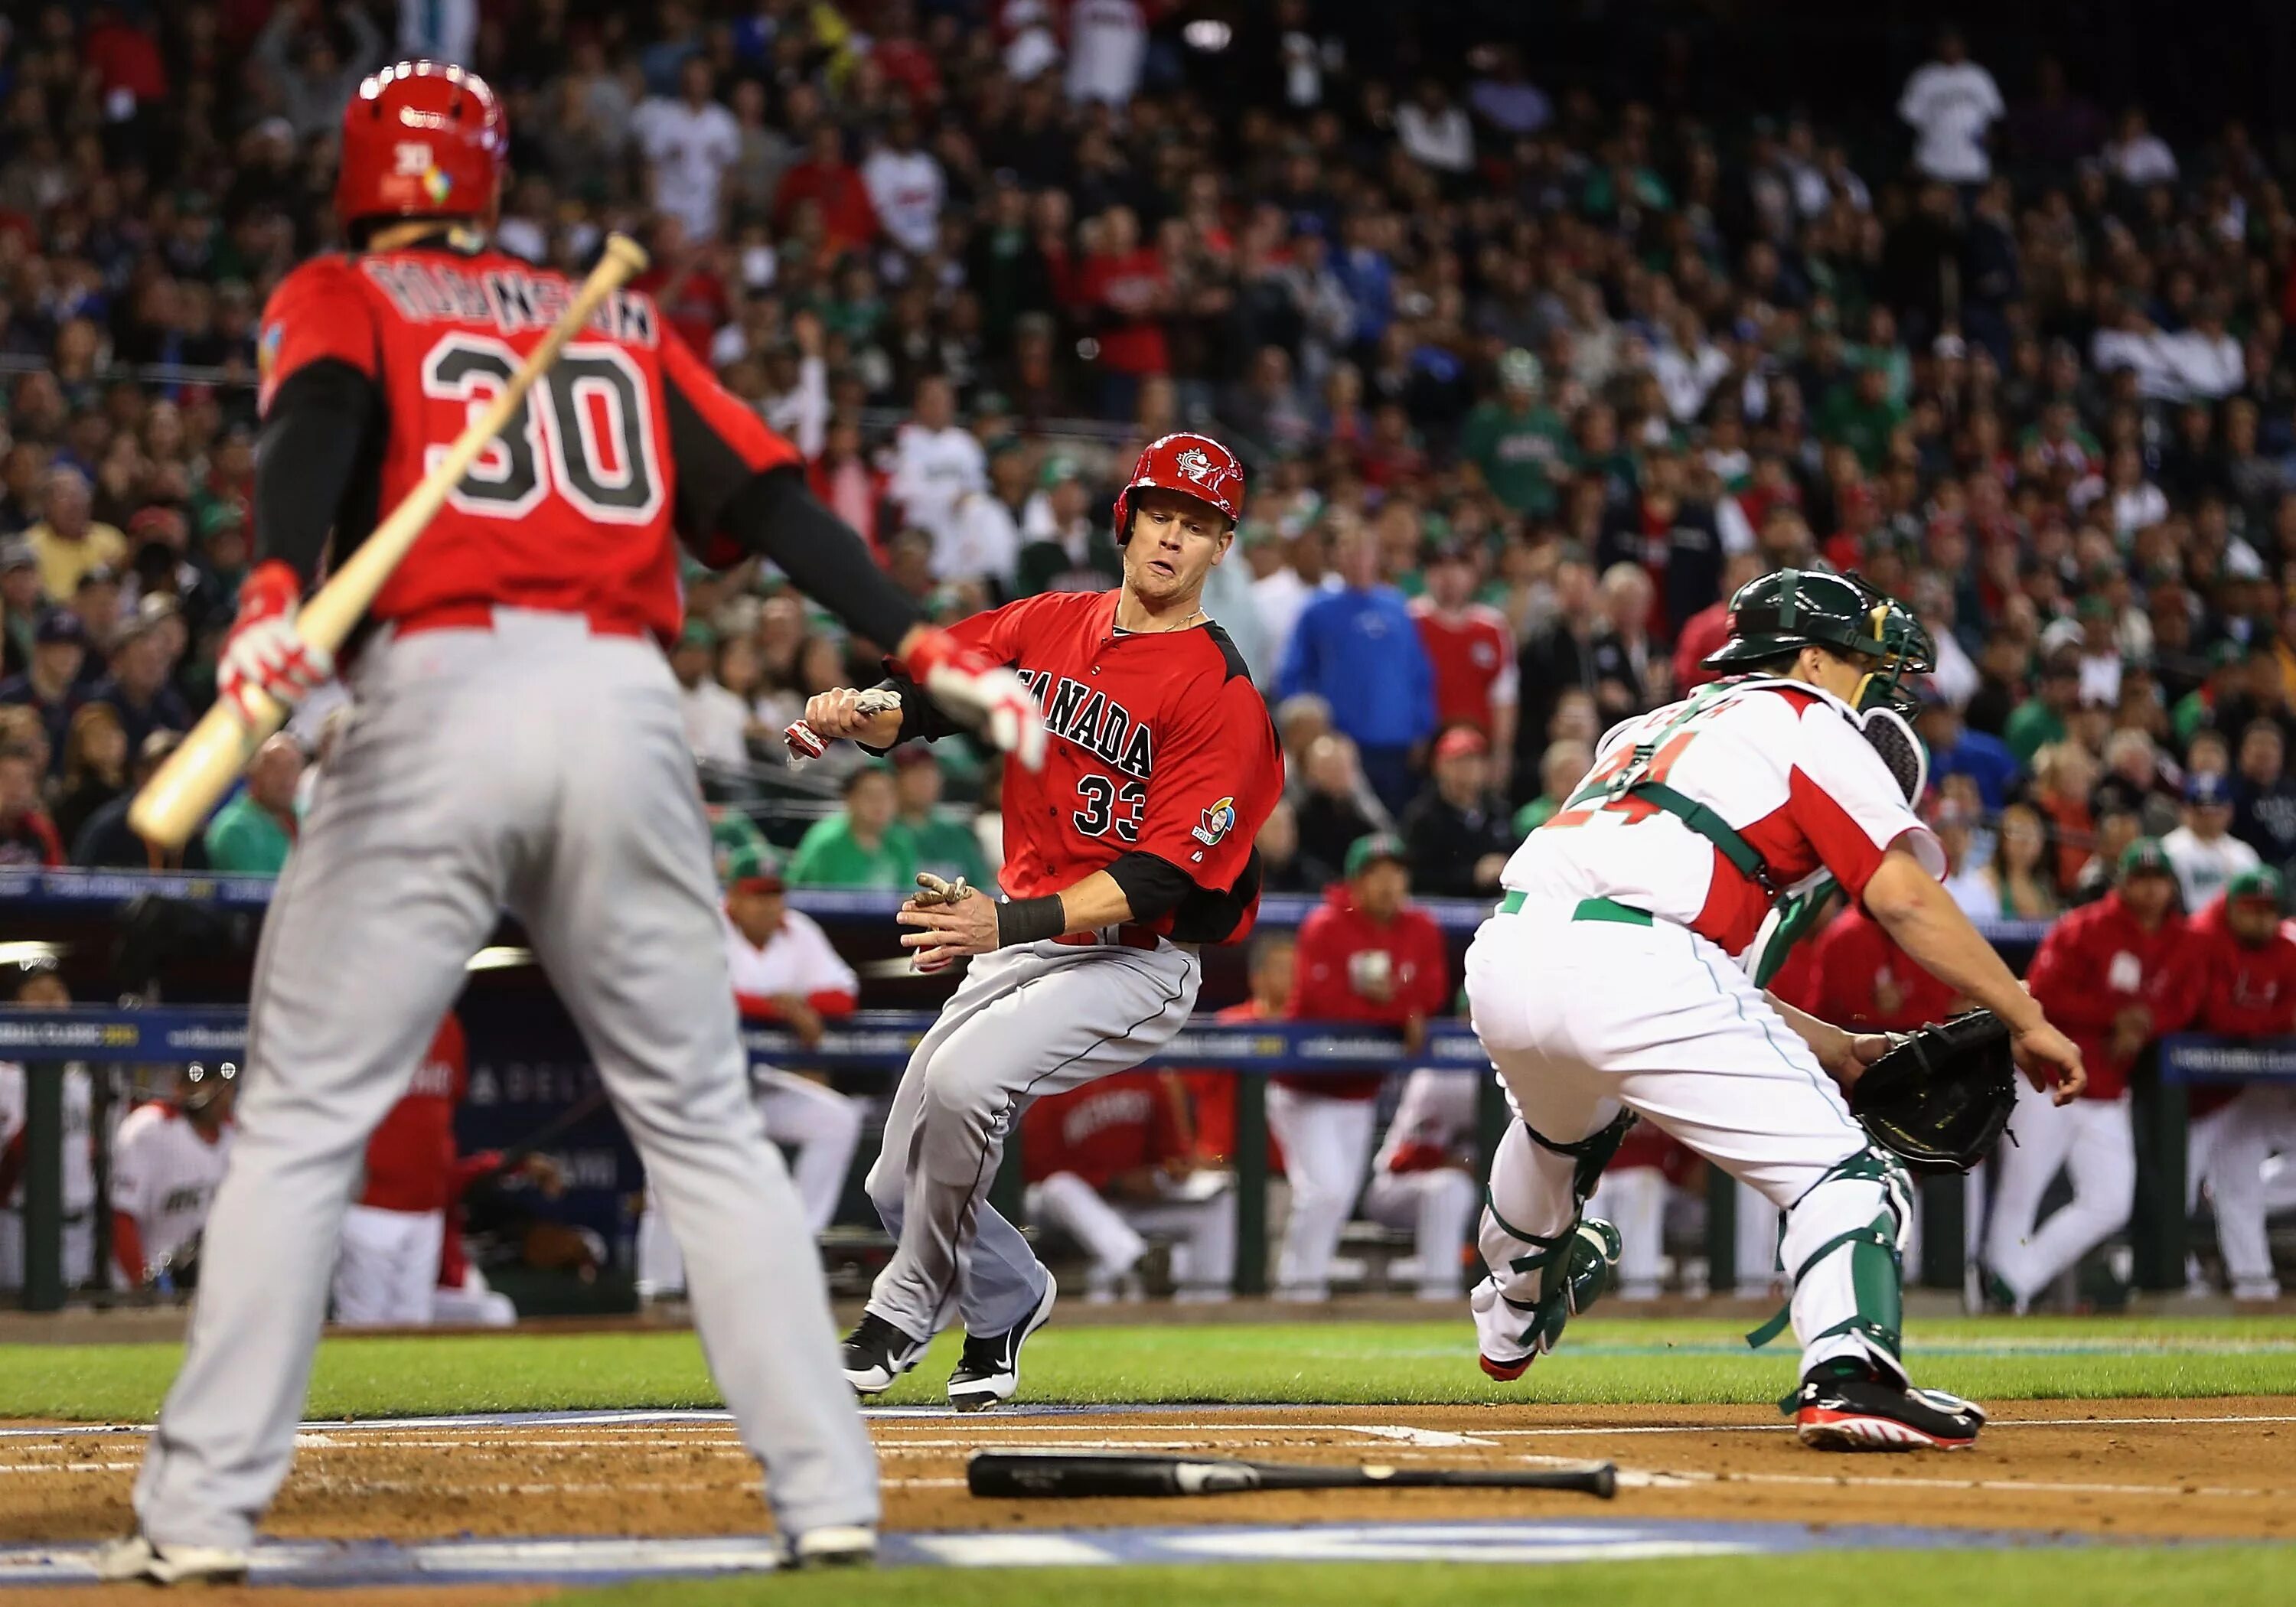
[97,61,1046,1583]
[1986,838,2200,1315]
[2190,868,2296,1299]
[801,432,1283,1410]
[331,1012,467,1326]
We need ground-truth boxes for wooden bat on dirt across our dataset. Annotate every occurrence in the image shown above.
[967,1452,1619,1501]
[129,234,653,849]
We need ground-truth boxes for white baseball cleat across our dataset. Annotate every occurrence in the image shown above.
[778,1524,878,1569]
[91,1534,251,1585]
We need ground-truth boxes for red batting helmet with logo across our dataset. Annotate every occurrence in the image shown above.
[1112,432,1246,543]
[337,60,508,234]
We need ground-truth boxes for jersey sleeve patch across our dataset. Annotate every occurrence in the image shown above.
[258,257,380,415]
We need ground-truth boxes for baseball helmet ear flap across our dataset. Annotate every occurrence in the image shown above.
[1113,432,1245,544]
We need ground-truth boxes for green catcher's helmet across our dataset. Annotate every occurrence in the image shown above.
[1702,567,1935,713]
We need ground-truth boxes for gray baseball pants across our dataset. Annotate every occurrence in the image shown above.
[863,934,1200,1341]
[133,612,879,1550]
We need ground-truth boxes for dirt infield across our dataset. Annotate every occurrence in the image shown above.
[5,1397,2294,1553]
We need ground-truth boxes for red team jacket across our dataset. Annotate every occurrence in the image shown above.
[1276,887,1450,1100]
[1020,1071,1194,1188]
[2187,896,2296,1117]
[359,1015,468,1214]
[1812,906,1958,1032]
[258,244,800,638]
[915,590,1283,941]
[2025,892,2204,1101]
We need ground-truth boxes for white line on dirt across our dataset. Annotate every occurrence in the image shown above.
[1642,1468,2284,1499]
[1479,1413,2296,1438]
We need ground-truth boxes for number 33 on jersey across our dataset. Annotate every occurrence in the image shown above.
[939,591,1284,945]
[255,242,798,641]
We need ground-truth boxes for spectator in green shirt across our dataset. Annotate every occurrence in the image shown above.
[2004,654,2081,763]
[788,760,918,890]
[1459,349,1574,517]
[1813,358,1906,473]
[891,745,990,888]
[1511,736,1595,838]
[203,734,304,875]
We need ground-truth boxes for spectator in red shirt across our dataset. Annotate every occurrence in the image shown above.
[1409,540,1518,765]
[1073,204,1171,414]
[1671,550,1763,693]
[2189,868,2296,1299]
[0,745,63,867]
[1812,905,1959,1032]
[1267,833,1448,1299]
[1022,1071,1235,1302]
[631,217,734,359]
[331,1014,467,1327]
[1987,839,2203,1312]
[774,124,879,258]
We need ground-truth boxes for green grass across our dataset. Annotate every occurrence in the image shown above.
[559,1549,2296,1607]
[7,1315,2296,1422]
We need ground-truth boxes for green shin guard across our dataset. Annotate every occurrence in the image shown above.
[1481,1110,1637,1356]
[1744,1149,1913,1368]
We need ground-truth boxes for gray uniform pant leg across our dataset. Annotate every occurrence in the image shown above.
[134,648,522,1551]
[863,940,1199,1340]
[511,634,877,1536]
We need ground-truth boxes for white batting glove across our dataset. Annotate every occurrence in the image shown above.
[784,686,904,764]
[902,630,1047,771]
[217,561,334,726]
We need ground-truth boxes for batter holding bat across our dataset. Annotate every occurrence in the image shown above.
[797,433,1283,1410]
[100,60,1043,1585]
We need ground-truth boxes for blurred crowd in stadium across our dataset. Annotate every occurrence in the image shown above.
[5,2,2296,1310]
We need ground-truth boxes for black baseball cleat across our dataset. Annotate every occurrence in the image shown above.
[947,1274,1057,1412]
[842,1312,928,1397]
[1792,1367,1985,1451]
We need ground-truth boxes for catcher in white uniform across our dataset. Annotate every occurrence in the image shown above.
[1467,570,2085,1450]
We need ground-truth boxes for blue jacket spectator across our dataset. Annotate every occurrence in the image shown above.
[1918,696,2020,812]
[1277,526,1435,814]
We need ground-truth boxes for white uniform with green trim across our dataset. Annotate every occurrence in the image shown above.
[1468,679,1938,1384]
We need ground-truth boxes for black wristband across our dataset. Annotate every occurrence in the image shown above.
[996,895,1066,947]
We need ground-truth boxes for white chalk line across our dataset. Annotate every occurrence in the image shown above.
[1478,1413,2296,1439]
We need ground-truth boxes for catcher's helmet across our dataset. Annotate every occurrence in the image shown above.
[1703,567,1934,713]
[1112,432,1244,543]
[337,60,507,234]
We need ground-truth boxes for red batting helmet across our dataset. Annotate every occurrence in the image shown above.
[337,60,507,233]
[1112,432,1245,543]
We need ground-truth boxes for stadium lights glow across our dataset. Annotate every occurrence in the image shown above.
[1183,19,1232,51]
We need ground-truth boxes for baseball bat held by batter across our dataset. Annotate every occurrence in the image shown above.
[128,233,653,849]
[966,1451,1618,1500]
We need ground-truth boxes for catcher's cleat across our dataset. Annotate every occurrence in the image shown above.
[776,1524,878,1570]
[841,1311,929,1397]
[1792,1369,1984,1452]
[947,1275,1057,1412]
[1472,1217,1622,1380]
[91,1534,251,1586]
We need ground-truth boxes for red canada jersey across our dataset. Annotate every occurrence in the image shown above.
[1020,1071,1192,1188]
[1410,598,1517,737]
[359,1014,468,1214]
[944,590,1283,943]
[256,243,799,641]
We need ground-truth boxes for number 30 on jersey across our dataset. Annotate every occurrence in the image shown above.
[421,331,664,524]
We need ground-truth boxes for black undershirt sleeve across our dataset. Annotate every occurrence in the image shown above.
[252,358,384,588]
[1104,851,1198,924]
[709,468,925,654]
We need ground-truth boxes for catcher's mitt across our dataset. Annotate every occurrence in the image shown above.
[1848,1009,2017,1174]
